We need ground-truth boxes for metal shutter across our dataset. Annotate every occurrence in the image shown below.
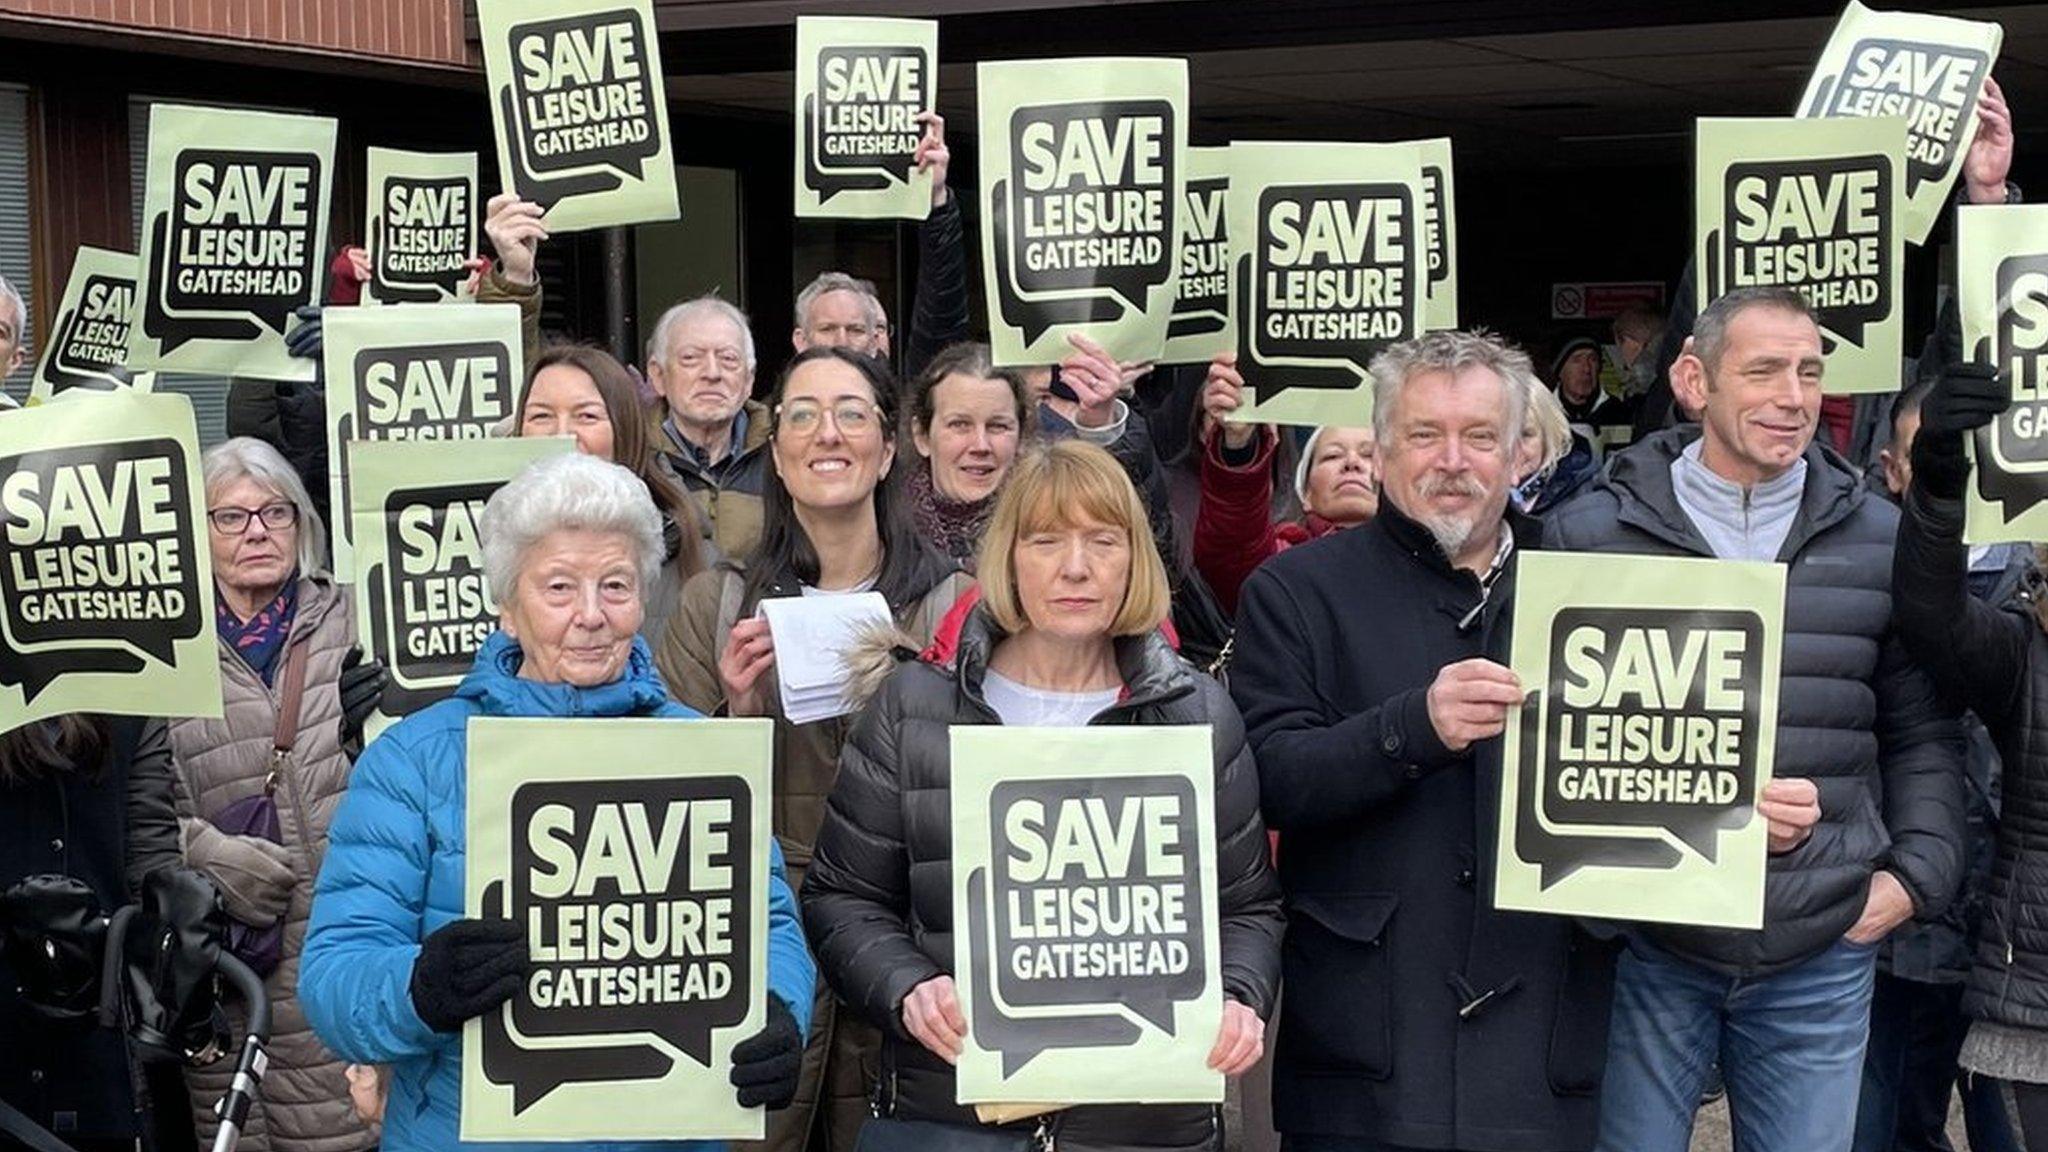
[0,85,33,406]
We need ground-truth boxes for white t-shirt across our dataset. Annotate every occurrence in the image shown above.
[800,578,876,597]
[981,669,1121,728]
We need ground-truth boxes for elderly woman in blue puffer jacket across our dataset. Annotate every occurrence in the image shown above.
[300,453,814,1152]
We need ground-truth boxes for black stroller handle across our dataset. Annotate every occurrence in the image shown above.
[213,951,271,1044]
[94,892,277,1152]
[209,951,271,1152]
[96,904,137,1031]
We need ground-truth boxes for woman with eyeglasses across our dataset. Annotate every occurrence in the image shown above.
[658,346,971,1152]
[166,438,387,1152]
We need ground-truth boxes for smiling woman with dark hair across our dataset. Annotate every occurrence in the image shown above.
[517,343,706,642]
[906,342,1033,571]
[658,345,971,1152]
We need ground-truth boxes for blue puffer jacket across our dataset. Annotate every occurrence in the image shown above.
[301,631,816,1152]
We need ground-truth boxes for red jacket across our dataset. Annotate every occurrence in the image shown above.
[1193,429,1342,617]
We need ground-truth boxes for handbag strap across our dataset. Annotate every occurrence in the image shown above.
[267,641,311,791]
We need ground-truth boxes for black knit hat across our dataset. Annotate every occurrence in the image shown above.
[1548,336,1601,384]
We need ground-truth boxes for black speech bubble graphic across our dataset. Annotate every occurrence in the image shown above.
[0,437,205,703]
[141,149,323,354]
[991,99,1178,345]
[966,864,1142,1078]
[46,273,141,394]
[1806,39,1991,197]
[1232,181,1417,405]
[980,775,1205,1059]
[366,481,497,707]
[1537,607,1765,862]
[500,8,662,209]
[371,176,473,302]
[804,45,928,203]
[1717,155,1892,349]
[1167,175,1229,342]
[1974,257,2048,523]
[1512,690,1683,890]
[483,774,756,1112]
[477,880,676,1117]
[1421,165,1450,289]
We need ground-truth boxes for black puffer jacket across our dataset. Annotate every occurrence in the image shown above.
[0,716,182,1142]
[1894,484,2048,1029]
[1547,428,1964,976]
[900,192,970,382]
[801,607,1284,1149]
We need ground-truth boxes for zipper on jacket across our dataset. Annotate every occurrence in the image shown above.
[1997,864,2020,1014]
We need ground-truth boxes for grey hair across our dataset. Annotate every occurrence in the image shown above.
[0,273,25,349]
[646,294,756,372]
[1693,286,1814,376]
[1369,329,1533,453]
[1520,378,1573,480]
[795,271,886,332]
[202,437,328,575]
[479,452,664,607]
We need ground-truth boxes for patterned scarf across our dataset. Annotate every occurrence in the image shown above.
[217,575,299,686]
[908,461,997,572]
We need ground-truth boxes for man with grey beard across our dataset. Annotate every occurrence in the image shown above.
[1229,329,1621,1152]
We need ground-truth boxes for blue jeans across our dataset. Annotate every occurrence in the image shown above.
[1595,934,1879,1152]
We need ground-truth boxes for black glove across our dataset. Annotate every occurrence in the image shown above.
[729,994,803,1109]
[1913,360,2007,499]
[337,645,388,754]
[409,918,529,1034]
[284,304,324,361]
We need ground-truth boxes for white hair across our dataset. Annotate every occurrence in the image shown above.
[1370,329,1533,452]
[646,295,756,372]
[479,452,664,606]
[795,271,885,332]
[0,273,25,349]
[202,437,328,575]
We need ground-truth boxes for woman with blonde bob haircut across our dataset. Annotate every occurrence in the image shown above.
[802,440,1283,1152]
[973,437,1173,640]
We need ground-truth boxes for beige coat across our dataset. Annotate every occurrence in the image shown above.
[656,566,970,884]
[656,564,969,1152]
[170,577,374,1152]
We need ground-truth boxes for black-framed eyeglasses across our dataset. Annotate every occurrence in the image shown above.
[207,502,298,534]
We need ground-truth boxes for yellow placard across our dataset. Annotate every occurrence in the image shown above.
[950,725,1223,1105]
[1497,551,1785,930]
[462,716,774,1140]
[1696,115,1907,395]
[0,391,221,733]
